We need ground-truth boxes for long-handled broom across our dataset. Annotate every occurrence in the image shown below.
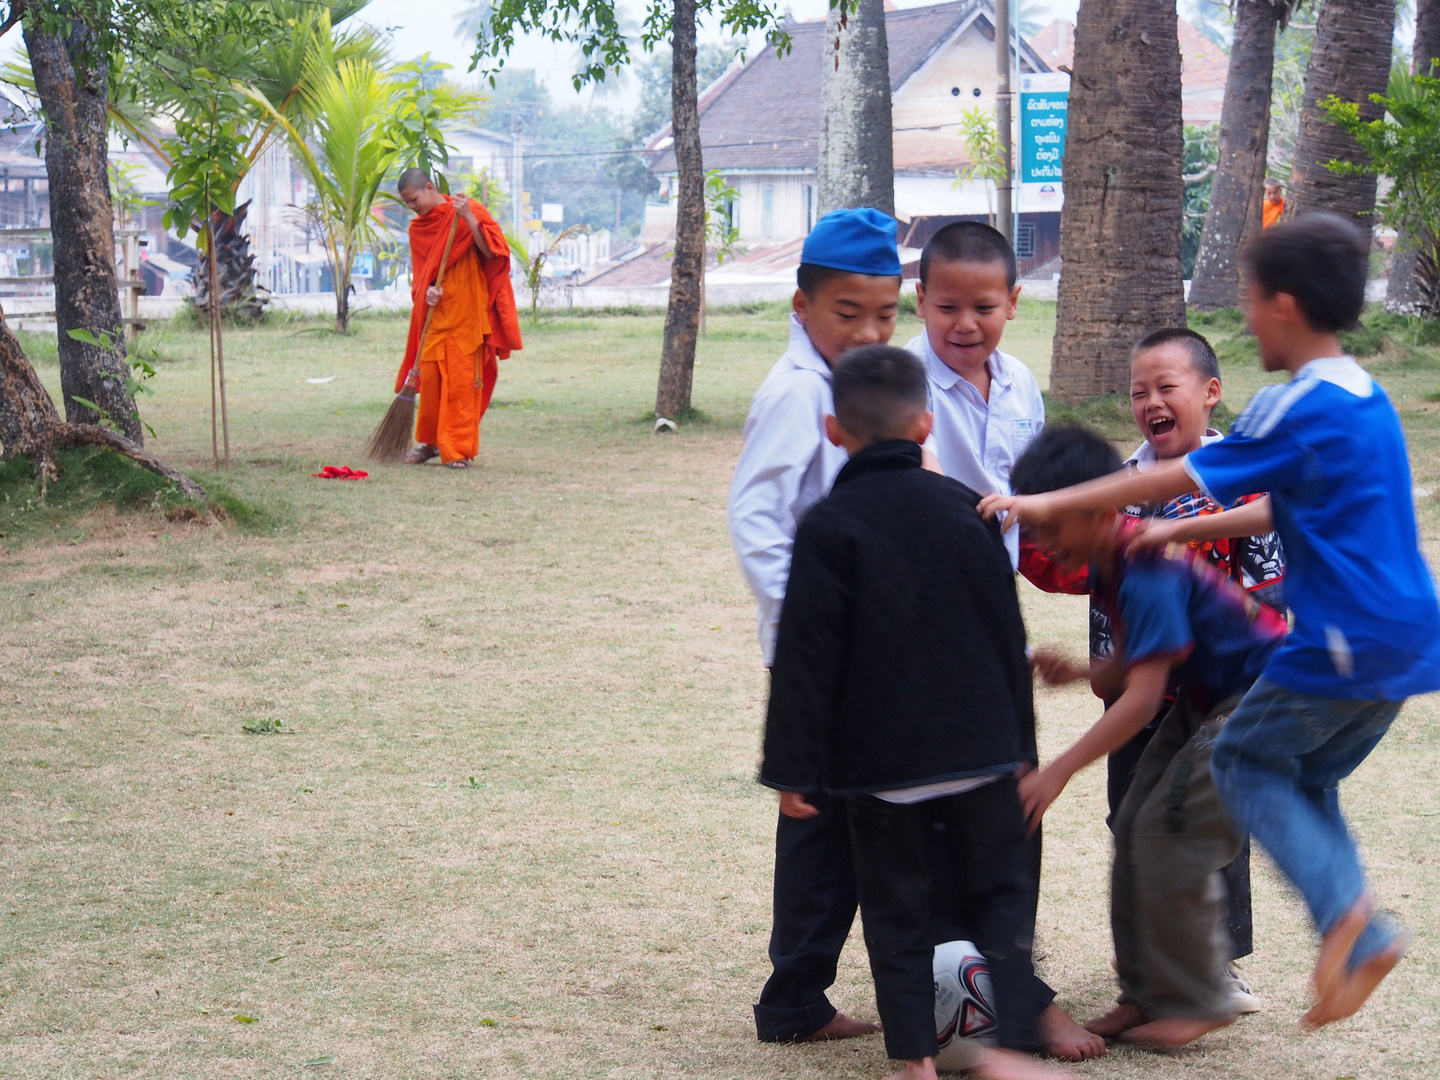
[365,212,461,462]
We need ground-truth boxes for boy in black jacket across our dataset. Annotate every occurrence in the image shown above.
[760,345,1065,1080]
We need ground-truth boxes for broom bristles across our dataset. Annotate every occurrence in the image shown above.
[364,391,417,463]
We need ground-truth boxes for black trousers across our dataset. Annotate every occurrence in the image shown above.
[753,790,859,1041]
[848,779,1044,1061]
[1109,724,1253,959]
[932,822,1057,1009]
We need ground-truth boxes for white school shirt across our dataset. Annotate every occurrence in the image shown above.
[904,332,1046,568]
[728,315,849,666]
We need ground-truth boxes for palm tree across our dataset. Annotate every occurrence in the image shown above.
[259,57,401,334]
[1285,0,1397,226]
[1388,0,1440,313]
[817,0,894,216]
[1049,0,1186,401]
[1189,1,1302,311]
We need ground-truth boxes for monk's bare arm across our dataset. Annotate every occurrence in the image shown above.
[454,198,496,258]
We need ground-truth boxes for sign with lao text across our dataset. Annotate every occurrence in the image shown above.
[1019,73,1068,187]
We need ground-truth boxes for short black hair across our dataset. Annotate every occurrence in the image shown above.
[919,220,1017,288]
[1133,327,1221,383]
[398,167,432,192]
[1010,423,1123,496]
[1241,212,1368,332]
[831,345,929,443]
[796,262,899,298]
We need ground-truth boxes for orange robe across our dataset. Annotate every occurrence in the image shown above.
[397,198,523,464]
[1262,197,1285,230]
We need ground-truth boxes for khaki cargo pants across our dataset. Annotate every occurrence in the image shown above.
[1111,691,1249,1020]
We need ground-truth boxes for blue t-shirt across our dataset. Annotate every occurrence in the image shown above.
[1185,357,1440,700]
[1100,548,1287,705]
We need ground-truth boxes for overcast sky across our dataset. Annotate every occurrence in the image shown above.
[358,0,1081,114]
[0,0,1083,117]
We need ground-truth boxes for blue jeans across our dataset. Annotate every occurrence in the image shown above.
[1211,676,1404,967]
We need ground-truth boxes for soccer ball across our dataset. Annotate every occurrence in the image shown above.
[933,939,997,1072]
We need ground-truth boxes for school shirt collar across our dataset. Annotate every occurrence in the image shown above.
[785,313,834,379]
[1127,428,1224,467]
[917,331,1013,399]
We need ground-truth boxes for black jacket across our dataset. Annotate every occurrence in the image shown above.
[760,440,1036,797]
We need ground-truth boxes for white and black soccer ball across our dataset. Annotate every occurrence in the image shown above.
[933,939,997,1072]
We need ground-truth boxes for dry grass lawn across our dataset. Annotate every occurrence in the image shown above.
[1,300,1438,1079]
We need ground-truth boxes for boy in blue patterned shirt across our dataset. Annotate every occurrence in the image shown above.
[983,213,1440,1029]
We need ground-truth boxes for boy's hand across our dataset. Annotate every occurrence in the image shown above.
[1031,650,1087,686]
[978,492,1051,534]
[1127,518,1180,555]
[778,791,820,819]
[1018,762,1071,832]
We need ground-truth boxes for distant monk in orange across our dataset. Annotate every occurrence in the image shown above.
[1262,178,1285,229]
[395,168,521,468]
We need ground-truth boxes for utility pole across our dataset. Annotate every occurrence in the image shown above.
[994,0,1014,246]
[510,117,523,239]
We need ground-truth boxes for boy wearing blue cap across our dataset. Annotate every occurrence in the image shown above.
[729,207,901,1043]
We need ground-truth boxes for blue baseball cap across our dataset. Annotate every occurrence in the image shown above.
[800,207,901,276]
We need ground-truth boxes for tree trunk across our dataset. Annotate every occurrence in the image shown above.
[1050,0,1186,402]
[1387,0,1440,314]
[1285,0,1396,228]
[1188,0,1286,311]
[817,0,895,216]
[654,0,703,421]
[190,202,269,322]
[24,16,142,443]
[0,303,204,497]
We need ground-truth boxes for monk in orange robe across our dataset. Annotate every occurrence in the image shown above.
[395,169,522,468]
[1262,178,1285,229]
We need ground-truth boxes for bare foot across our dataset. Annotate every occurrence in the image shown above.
[1084,1003,1146,1038]
[1120,1015,1234,1051]
[1302,937,1407,1029]
[1037,1002,1107,1060]
[799,1011,881,1041]
[882,1057,938,1080]
[1313,895,1371,1000]
[972,1046,1075,1079]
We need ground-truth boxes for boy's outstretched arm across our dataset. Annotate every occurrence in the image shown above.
[979,458,1196,531]
[1129,496,1273,554]
[1018,657,1170,830]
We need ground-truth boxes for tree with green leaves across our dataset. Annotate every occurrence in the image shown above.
[956,107,1007,229]
[1327,67,1440,316]
[0,0,262,493]
[471,0,792,422]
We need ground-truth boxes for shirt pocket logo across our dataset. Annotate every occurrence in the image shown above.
[1011,418,1035,442]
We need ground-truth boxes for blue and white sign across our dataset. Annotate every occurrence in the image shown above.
[1019,72,1068,209]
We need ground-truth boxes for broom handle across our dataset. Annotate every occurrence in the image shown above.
[406,208,462,389]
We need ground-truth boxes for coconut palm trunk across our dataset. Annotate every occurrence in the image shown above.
[1188,1,1293,311]
[816,0,895,216]
[1284,0,1396,227]
[1387,0,1440,314]
[654,0,704,420]
[1049,0,1185,402]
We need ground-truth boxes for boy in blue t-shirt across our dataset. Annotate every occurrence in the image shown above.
[1008,424,1287,1052]
[981,213,1440,1029]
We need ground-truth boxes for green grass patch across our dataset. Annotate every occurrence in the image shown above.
[0,446,269,543]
